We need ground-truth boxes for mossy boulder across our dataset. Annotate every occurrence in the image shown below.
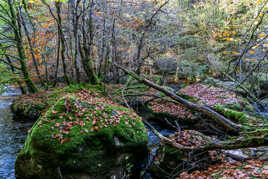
[11,85,103,121]
[15,91,148,178]
[11,96,46,121]
[11,90,60,121]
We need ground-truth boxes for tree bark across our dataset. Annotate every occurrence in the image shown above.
[71,0,81,83]
[78,0,98,84]
[55,2,70,85]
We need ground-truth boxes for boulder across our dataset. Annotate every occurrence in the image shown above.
[153,58,178,74]
[15,92,148,178]
[204,77,245,94]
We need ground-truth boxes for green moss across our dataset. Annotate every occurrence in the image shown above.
[16,94,148,178]
[62,84,104,94]
[164,145,185,161]
[214,105,256,124]
[176,92,198,102]
[244,104,255,113]
[12,85,106,122]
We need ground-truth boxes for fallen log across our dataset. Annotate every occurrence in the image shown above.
[114,63,242,133]
[144,119,268,153]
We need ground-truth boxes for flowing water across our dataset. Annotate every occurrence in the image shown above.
[0,87,32,179]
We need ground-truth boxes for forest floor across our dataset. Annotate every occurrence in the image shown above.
[179,159,268,178]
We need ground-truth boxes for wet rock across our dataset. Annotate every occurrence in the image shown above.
[223,149,249,161]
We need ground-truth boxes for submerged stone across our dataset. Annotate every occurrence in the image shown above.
[15,91,148,178]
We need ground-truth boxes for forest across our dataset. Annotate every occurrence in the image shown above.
[0,0,267,178]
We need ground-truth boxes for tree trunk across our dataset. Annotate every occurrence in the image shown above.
[55,2,70,85]
[71,0,81,83]
[7,0,38,93]
[19,9,45,87]
[78,0,98,84]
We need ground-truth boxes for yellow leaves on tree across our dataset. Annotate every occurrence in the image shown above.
[95,11,102,16]
[256,0,262,5]
[259,33,265,38]
[232,51,240,55]
[226,37,234,41]
[214,29,238,42]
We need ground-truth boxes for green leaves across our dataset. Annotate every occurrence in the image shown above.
[0,63,16,84]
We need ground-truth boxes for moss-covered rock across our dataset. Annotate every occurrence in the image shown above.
[15,91,148,178]
[11,90,62,121]
[11,85,105,121]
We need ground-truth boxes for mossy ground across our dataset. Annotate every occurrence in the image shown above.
[16,89,148,178]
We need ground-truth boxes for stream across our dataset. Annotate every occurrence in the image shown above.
[0,87,32,179]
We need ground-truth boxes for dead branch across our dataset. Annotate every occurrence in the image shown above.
[144,120,268,153]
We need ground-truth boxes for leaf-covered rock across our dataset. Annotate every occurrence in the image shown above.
[15,90,148,178]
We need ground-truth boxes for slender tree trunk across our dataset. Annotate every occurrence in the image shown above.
[42,55,49,84]
[55,2,70,85]
[71,0,81,83]
[98,0,107,78]
[135,32,145,75]
[111,15,120,83]
[53,30,61,87]
[7,0,38,93]
[78,0,98,84]
[19,9,45,87]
